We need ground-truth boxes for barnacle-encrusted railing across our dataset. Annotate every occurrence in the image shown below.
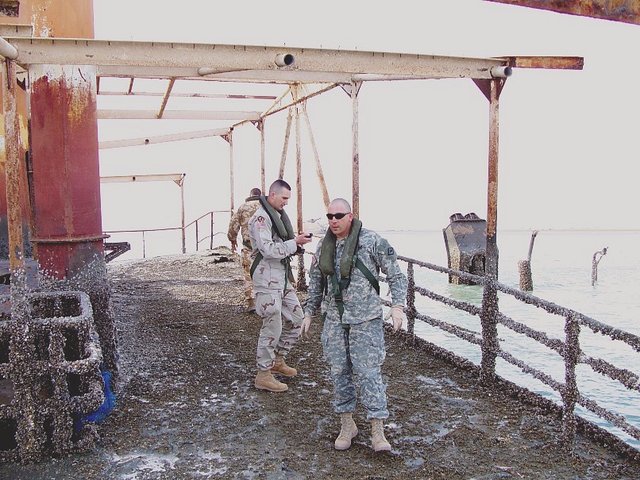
[381,255,640,451]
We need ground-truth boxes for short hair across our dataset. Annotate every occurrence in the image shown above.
[329,198,351,212]
[250,187,262,196]
[269,179,291,195]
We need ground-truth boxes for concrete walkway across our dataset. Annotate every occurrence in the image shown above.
[1,250,639,479]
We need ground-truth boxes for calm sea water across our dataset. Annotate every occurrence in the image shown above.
[112,228,640,448]
[380,229,640,449]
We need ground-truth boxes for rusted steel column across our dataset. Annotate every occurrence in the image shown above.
[2,59,29,320]
[28,63,117,374]
[351,81,361,217]
[259,118,266,193]
[294,88,307,291]
[302,105,331,209]
[0,0,94,259]
[279,107,293,179]
[225,129,235,213]
[295,100,303,235]
[0,58,31,261]
[479,79,501,383]
[562,313,580,450]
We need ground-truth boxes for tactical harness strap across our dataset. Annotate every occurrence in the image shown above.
[318,219,380,321]
[329,256,379,320]
[249,196,295,290]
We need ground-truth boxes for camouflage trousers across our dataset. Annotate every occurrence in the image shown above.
[240,247,254,304]
[321,316,388,420]
[255,287,304,370]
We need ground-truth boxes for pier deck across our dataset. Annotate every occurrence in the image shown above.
[1,249,639,479]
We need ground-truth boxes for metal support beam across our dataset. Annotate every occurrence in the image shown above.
[301,104,330,209]
[484,0,640,26]
[2,58,28,320]
[2,36,577,83]
[223,130,235,212]
[258,119,266,193]
[98,128,228,149]
[279,107,293,180]
[476,78,503,384]
[350,81,361,217]
[157,77,175,119]
[100,173,185,183]
[97,109,261,121]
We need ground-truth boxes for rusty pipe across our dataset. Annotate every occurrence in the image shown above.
[275,53,295,67]
[0,36,17,60]
[490,66,513,78]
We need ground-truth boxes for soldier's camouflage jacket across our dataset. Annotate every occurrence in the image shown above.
[248,205,298,293]
[227,198,260,248]
[305,228,407,325]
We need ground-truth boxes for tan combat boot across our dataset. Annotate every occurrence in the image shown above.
[370,419,391,452]
[271,355,297,377]
[334,413,358,450]
[254,370,288,392]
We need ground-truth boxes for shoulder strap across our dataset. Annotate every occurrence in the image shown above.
[250,251,263,278]
[355,257,379,294]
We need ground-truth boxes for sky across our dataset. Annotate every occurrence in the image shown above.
[92,0,640,246]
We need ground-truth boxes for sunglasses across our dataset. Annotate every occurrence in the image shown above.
[326,212,349,220]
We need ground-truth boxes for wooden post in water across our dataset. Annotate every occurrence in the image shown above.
[591,247,607,286]
[518,230,538,291]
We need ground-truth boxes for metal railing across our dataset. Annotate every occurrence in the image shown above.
[104,210,230,258]
[382,254,640,452]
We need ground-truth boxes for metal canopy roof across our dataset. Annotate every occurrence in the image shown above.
[2,36,582,83]
[0,33,584,148]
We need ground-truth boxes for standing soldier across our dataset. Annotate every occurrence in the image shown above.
[228,187,262,313]
[248,179,312,392]
[301,198,407,452]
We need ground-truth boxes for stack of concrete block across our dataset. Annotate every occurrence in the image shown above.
[0,291,104,463]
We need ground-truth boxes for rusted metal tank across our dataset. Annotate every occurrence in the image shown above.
[443,212,489,285]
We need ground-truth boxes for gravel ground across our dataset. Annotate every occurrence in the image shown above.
[1,248,639,479]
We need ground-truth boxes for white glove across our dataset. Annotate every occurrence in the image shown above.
[300,314,312,338]
[385,305,406,332]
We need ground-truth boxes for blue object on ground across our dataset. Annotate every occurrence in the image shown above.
[82,369,117,425]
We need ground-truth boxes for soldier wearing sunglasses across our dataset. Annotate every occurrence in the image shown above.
[301,198,407,453]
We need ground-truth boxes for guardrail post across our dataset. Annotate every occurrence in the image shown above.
[480,278,499,383]
[195,220,199,252]
[210,212,214,250]
[406,262,416,335]
[142,231,146,258]
[562,313,579,450]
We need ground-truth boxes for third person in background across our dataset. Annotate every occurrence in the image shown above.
[228,187,262,313]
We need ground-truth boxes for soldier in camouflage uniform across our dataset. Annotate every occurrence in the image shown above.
[228,187,262,312]
[301,198,407,452]
[249,179,312,393]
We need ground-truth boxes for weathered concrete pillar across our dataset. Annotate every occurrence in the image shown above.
[28,64,117,376]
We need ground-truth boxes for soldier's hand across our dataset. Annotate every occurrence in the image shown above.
[300,314,312,338]
[385,305,406,332]
[295,233,313,246]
